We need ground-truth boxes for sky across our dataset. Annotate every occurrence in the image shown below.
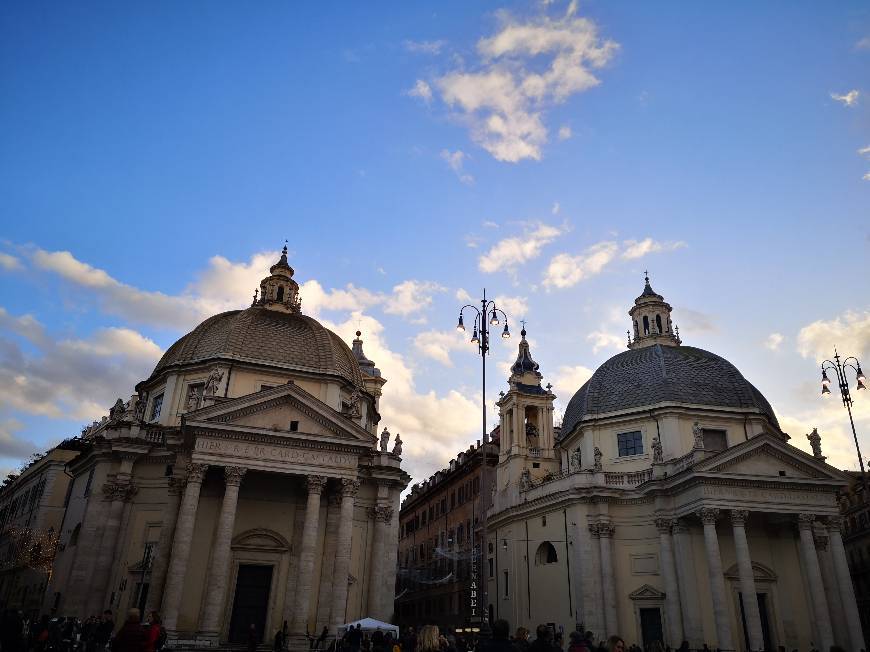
[1,1,868,487]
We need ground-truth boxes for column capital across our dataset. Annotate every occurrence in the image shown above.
[730,509,749,526]
[370,506,394,523]
[697,507,720,525]
[307,475,328,494]
[813,531,829,551]
[798,513,816,530]
[597,522,615,538]
[186,462,209,483]
[825,515,843,533]
[654,517,675,534]
[224,466,247,487]
[102,480,138,502]
[588,523,601,538]
[340,477,361,498]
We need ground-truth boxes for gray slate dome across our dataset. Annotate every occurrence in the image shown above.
[150,307,364,387]
[561,344,778,436]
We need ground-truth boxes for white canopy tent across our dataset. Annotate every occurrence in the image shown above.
[338,618,399,637]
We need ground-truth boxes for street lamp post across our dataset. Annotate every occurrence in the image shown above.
[820,348,867,489]
[457,289,510,631]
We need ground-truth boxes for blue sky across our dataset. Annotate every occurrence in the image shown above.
[1,1,868,484]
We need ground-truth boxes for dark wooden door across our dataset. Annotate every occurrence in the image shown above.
[640,607,663,650]
[739,592,773,652]
[228,564,274,644]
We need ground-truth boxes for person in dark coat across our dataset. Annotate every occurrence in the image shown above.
[480,620,513,652]
[568,631,589,652]
[1,609,24,652]
[248,624,259,652]
[112,609,146,652]
[96,611,115,650]
[530,626,557,652]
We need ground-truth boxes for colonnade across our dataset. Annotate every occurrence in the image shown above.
[152,463,394,642]
[652,508,864,652]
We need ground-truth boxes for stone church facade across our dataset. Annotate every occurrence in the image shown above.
[486,277,865,652]
[45,248,409,645]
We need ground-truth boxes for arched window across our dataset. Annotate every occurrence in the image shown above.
[276,286,285,302]
[535,541,558,565]
[642,315,650,335]
[655,314,663,334]
[634,320,639,337]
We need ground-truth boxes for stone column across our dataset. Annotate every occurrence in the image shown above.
[597,521,619,637]
[291,475,327,635]
[145,476,184,614]
[813,530,848,647]
[826,516,865,652]
[655,517,683,646]
[731,510,763,652]
[584,523,606,639]
[380,487,402,618]
[366,505,394,621]
[86,480,137,617]
[797,514,833,652]
[316,492,343,629]
[162,463,208,632]
[697,508,733,651]
[329,478,360,632]
[199,466,247,641]
[672,520,703,648]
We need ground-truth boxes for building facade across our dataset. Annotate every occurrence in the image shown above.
[44,248,409,645]
[0,444,82,615]
[395,438,497,631]
[840,472,869,649]
[487,277,865,652]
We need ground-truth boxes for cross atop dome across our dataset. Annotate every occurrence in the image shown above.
[252,242,302,313]
[627,272,681,349]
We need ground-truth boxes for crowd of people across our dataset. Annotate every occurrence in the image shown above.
[0,608,166,652]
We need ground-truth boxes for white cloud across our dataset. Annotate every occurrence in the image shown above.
[558,125,572,140]
[855,36,870,50]
[796,310,870,363]
[404,39,447,55]
[413,329,469,366]
[478,222,563,274]
[299,280,383,316]
[621,238,687,260]
[858,145,870,157]
[455,288,473,303]
[830,90,859,107]
[587,330,625,354]
[483,220,499,228]
[440,149,474,185]
[431,7,618,162]
[542,241,619,289]
[493,294,529,318]
[383,280,446,322]
[764,332,784,351]
[550,363,594,402]
[0,418,39,460]
[0,253,22,271]
[863,172,870,181]
[407,79,433,103]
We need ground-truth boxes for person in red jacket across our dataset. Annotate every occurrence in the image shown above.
[144,612,164,652]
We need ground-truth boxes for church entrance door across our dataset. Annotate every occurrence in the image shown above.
[228,564,274,644]
[639,607,663,649]
[738,592,773,652]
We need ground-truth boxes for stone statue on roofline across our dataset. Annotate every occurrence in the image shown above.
[692,421,705,449]
[652,436,663,463]
[391,433,403,456]
[204,367,224,397]
[593,446,603,471]
[380,427,390,452]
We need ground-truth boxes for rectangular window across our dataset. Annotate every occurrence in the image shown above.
[617,430,644,457]
[702,429,728,452]
[488,558,494,578]
[503,570,509,597]
[149,393,164,421]
[289,420,299,431]
[83,468,95,497]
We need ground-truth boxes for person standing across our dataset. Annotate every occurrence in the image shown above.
[530,626,556,652]
[112,609,146,652]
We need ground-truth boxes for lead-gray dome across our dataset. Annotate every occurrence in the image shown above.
[149,306,364,387]
[561,344,778,436]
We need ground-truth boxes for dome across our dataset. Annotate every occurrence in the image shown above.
[561,344,778,435]
[148,306,364,387]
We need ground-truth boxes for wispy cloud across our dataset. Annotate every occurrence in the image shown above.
[830,90,859,107]
[440,149,474,185]
[404,39,447,55]
[796,310,870,362]
[621,238,687,260]
[478,222,563,274]
[407,79,433,103]
[0,253,22,271]
[422,5,617,162]
[855,36,870,51]
[558,125,572,140]
[764,332,784,351]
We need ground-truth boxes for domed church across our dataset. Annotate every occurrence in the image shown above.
[46,248,410,646]
[487,277,864,652]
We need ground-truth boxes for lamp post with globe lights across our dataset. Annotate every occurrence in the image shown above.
[456,290,510,630]
[821,349,867,489]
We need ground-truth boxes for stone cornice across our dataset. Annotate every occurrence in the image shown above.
[187,425,369,456]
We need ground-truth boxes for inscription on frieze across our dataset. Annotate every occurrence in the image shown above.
[195,437,356,468]
[700,485,835,507]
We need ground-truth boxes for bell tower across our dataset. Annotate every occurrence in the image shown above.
[253,244,302,313]
[627,272,681,349]
[496,326,558,490]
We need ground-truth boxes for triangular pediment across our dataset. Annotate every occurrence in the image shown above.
[693,433,848,483]
[186,382,376,445]
[629,584,666,601]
